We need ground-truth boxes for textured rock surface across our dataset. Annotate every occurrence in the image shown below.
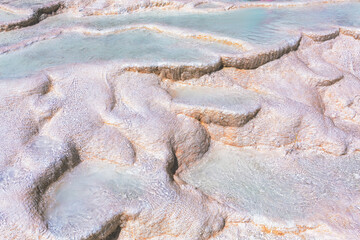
[1,1,360,239]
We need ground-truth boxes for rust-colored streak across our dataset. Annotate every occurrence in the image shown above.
[255,221,319,237]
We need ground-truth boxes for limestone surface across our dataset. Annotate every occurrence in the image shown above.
[1,1,360,239]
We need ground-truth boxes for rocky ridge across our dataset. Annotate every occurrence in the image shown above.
[1,1,360,239]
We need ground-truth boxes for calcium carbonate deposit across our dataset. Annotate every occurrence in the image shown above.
[1,0,360,239]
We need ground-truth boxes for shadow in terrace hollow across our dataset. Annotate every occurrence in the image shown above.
[104,226,121,240]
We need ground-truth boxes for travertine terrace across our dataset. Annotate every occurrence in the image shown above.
[1,0,360,239]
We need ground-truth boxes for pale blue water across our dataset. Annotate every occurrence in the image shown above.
[0,29,238,79]
[182,142,360,221]
[83,3,360,44]
[2,2,359,50]
[0,2,359,79]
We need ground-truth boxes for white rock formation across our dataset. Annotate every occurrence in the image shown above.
[0,1,360,239]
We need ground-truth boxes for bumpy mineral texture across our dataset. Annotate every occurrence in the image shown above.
[1,0,360,239]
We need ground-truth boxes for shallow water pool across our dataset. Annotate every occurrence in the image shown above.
[182,142,360,222]
[0,29,239,79]
[82,3,360,45]
[44,161,145,237]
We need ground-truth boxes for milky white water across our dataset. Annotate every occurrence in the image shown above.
[182,142,360,224]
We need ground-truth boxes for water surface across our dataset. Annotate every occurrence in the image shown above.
[0,2,359,79]
[182,142,360,222]
[0,29,239,79]
[82,3,360,45]
[44,161,145,237]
